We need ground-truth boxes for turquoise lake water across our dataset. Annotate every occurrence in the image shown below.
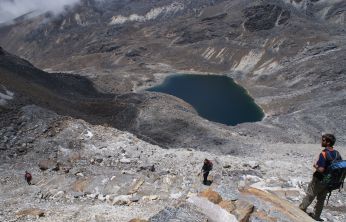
[147,74,264,126]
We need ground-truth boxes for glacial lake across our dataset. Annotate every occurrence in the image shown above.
[147,74,264,126]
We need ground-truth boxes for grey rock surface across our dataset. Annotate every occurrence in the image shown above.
[0,105,344,221]
[0,0,346,221]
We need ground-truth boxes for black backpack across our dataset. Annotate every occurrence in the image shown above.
[203,160,213,172]
[208,160,213,171]
[321,151,346,204]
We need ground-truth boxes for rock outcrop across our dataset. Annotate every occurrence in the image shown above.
[243,5,290,32]
[199,188,223,204]
[240,187,315,222]
[15,208,45,218]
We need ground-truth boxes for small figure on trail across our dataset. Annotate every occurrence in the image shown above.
[25,171,32,185]
[149,165,155,172]
[299,134,343,221]
[201,159,213,185]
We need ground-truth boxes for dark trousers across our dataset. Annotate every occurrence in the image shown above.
[203,171,209,183]
[299,176,328,219]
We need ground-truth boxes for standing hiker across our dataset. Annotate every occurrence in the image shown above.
[299,134,343,221]
[25,171,32,185]
[201,159,213,185]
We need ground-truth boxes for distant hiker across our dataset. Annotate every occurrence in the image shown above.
[25,171,32,185]
[201,159,213,185]
[299,134,343,221]
[149,165,155,172]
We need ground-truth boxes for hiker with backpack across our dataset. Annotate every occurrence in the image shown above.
[25,171,32,185]
[201,159,213,185]
[299,134,344,221]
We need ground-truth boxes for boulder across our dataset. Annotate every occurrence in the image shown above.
[149,203,209,221]
[16,146,27,155]
[199,188,222,204]
[130,195,140,202]
[142,195,159,201]
[129,219,148,222]
[68,152,81,163]
[218,200,236,213]
[72,179,90,192]
[201,12,227,21]
[112,195,132,205]
[250,210,277,222]
[71,191,84,198]
[126,49,141,57]
[128,178,144,195]
[233,199,254,222]
[188,196,237,222]
[59,163,72,173]
[104,179,121,195]
[16,208,45,218]
[38,159,58,171]
[240,187,315,222]
[120,158,131,163]
[270,189,301,201]
[52,191,65,199]
[98,194,106,201]
[223,164,231,168]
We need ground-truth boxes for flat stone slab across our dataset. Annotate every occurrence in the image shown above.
[240,187,315,222]
[16,208,45,218]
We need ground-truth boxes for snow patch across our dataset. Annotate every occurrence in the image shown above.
[253,59,281,76]
[283,0,306,10]
[201,47,227,62]
[109,2,184,25]
[60,19,66,30]
[215,48,226,59]
[74,13,83,26]
[216,48,226,63]
[145,63,173,71]
[0,86,14,106]
[315,0,344,5]
[84,130,93,139]
[202,47,216,60]
[233,50,265,74]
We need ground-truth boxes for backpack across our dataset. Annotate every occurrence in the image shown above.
[24,171,32,184]
[203,160,213,171]
[321,150,346,204]
[208,160,213,171]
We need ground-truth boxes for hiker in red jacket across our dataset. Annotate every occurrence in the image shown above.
[299,134,342,221]
[201,159,213,185]
[25,171,32,185]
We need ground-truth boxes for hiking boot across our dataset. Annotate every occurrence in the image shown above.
[307,213,324,221]
[307,212,314,217]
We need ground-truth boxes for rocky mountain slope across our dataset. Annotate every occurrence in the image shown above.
[0,104,345,221]
[1,46,260,154]
[1,0,346,221]
[1,0,346,147]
